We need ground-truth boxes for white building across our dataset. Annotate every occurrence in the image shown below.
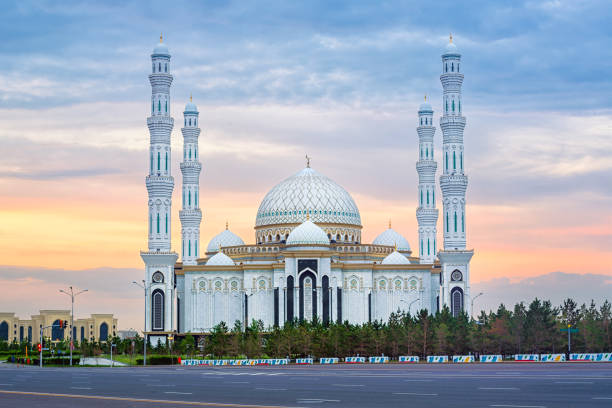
[141,35,474,343]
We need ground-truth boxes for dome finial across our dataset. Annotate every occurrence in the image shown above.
[306,212,310,221]
[190,93,193,103]
[449,33,453,43]
[225,220,228,230]
[305,154,311,168]
[160,33,163,43]
[394,242,398,251]
[424,94,427,102]
[388,219,392,229]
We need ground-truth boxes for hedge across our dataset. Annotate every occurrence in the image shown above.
[135,355,180,365]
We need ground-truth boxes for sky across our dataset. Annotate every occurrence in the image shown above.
[0,0,610,330]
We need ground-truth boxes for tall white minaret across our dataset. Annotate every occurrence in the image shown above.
[438,34,474,317]
[141,34,178,338]
[416,96,438,264]
[179,95,202,265]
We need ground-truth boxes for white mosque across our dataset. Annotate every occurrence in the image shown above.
[141,35,473,343]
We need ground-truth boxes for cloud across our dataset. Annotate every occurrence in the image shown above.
[472,272,612,315]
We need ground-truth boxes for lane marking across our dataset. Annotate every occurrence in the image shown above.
[393,392,438,396]
[0,384,13,386]
[296,399,340,404]
[555,381,593,384]
[479,387,520,390]
[404,379,433,382]
[331,384,364,387]
[255,388,287,391]
[230,381,250,384]
[0,390,297,407]
[592,397,612,400]
[70,387,92,390]
[490,405,546,408]
[165,391,193,395]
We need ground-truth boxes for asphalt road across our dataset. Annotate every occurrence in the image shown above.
[0,362,611,407]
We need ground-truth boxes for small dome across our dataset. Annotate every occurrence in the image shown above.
[205,251,235,266]
[286,219,330,246]
[153,35,169,56]
[207,227,244,253]
[381,250,410,265]
[419,100,433,112]
[444,35,459,55]
[373,227,411,252]
[184,101,198,113]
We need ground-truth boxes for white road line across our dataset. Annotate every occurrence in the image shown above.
[255,388,287,391]
[70,387,92,390]
[0,384,13,386]
[593,397,612,400]
[404,379,433,382]
[479,387,520,390]
[164,391,193,395]
[490,405,546,408]
[393,392,438,396]
[332,384,364,387]
[230,381,250,384]
[149,384,176,387]
[297,399,341,404]
[555,381,593,384]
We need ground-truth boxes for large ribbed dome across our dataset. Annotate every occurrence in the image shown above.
[255,167,361,228]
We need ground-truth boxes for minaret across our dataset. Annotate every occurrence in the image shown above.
[179,95,202,265]
[438,34,474,317]
[416,95,438,264]
[141,34,178,338]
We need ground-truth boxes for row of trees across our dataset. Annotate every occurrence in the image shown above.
[2,298,609,359]
[202,298,611,358]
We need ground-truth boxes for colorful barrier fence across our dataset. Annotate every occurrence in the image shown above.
[398,356,420,363]
[320,358,339,364]
[452,355,474,363]
[570,353,612,362]
[296,358,313,365]
[345,356,366,363]
[514,354,539,362]
[540,354,565,362]
[479,355,502,363]
[368,356,389,364]
[595,353,612,362]
[427,356,448,363]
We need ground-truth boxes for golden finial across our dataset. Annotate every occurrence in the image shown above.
[306,212,310,221]
[449,33,453,43]
[424,94,427,102]
[394,242,398,251]
[190,93,193,103]
[388,219,392,229]
[160,33,163,43]
[218,243,222,252]
[305,154,311,168]
[225,220,228,230]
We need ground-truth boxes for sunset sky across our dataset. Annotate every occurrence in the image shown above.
[0,1,610,330]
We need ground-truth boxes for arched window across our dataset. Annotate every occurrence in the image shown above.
[445,152,448,170]
[149,214,152,233]
[158,63,161,72]
[80,326,84,341]
[165,101,167,113]
[457,63,460,72]
[157,152,160,170]
[452,99,455,112]
[446,100,448,112]
[156,213,160,234]
[454,212,458,232]
[164,63,167,72]
[188,190,191,206]
[182,191,185,207]
[420,190,423,205]
[51,319,64,341]
[0,321,7,341]
[427,238,430,255]
[451,62,454,72]
[420,118,422,125]
[158,100,161,112]
[195,240,198,257]
[99,322,108,341]
[19,326,23,342]
[420,239,423,256]
[460,152,463,169]
[426,190,430,204]
[152,101,154,113]
[184,119,186,126]
[425,147,428,158]
[453,151,456,170]
[445,63,448,72]
[189,118,191,126]
[195,119,197,126]
[150,153,153,172]
[188,240,191,256]
[451,287,464,317]
[28,326,32,341]
[152,63,155,73]
[434,238,436,254]
[152,289,165,330]
[165,213,168,233]
[432,190,435,205]
[165,152,168,170]
[189,148,191,159]
[195,191,198,206]
[462,212,465,232]
[446,212,449,232]
[459,100,461,112]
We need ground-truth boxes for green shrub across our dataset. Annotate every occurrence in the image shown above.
[135,355,179,365]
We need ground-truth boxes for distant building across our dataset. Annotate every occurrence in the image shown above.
[0,310,117,344]
[117,329,138,340]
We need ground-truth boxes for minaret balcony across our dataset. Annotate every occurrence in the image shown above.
[148,73,173,87]
[416,207,439,224]
[416,160,437,173]
[180,162,202,172]
[179,209,202,223]
[439,174,468,195]
[440,73,464,88]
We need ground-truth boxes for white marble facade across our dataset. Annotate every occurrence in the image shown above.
[142,36,473,337]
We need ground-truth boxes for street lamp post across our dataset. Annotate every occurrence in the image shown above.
[401,298,421,316]
[132,280,150,366]
[470,292,484,319]
[243,292,254,332]
[59,286,88,366]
